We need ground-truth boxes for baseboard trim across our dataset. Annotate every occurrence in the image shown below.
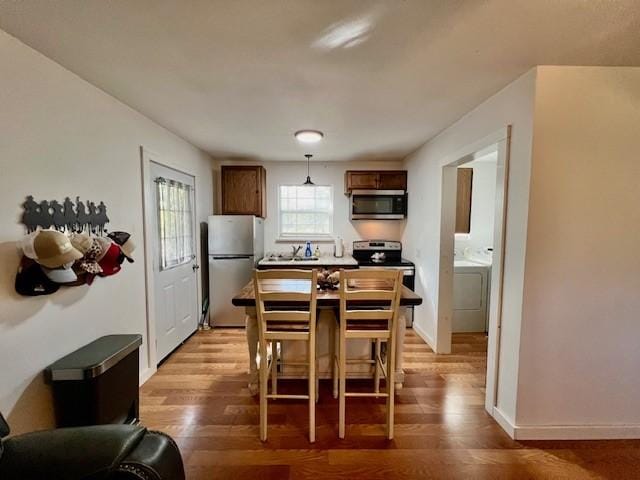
[139,366,156,386]
[514,424,640,440]
[490,407,640,440]
[412,322,436,351]
[492,407,516,438]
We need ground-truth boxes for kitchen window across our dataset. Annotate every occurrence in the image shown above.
[278,185,333,240]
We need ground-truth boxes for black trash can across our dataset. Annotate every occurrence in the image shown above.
[45,334,143,427]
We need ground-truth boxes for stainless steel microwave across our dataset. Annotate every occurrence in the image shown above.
[350,190,407,220]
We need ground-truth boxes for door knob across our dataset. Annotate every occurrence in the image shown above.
[192,264,200,271]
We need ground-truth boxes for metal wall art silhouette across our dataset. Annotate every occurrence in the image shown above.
[22,196,110,234]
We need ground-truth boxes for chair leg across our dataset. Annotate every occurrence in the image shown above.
[338,334,346,439]
[259,341,268,442]
[374,339,381,393]
[314,322,320,404]
[308,336,316,443]
[271,341,278,395]
[316,358,320,403]
[386,340,396,440]
[333,323,339,399]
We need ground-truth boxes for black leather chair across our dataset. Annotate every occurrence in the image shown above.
[0,412,185,480]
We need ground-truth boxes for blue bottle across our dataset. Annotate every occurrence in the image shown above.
[304,241,312,258]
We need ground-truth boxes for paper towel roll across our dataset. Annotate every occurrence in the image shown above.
[334,237,344,258]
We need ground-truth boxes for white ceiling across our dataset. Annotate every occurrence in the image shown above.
[1,1,639,162]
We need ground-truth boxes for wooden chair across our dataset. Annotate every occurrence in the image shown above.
[333,269,403,439]
[253,269,318,443]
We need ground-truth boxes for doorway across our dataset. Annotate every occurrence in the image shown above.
[141,148,200,368]
[436,127,511,413]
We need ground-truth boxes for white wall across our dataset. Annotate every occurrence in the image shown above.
[213,160,405,254]
[402,69,536,424]
[405,65,640,439]
[455,156,498,260]
[515,66,640,434]
[0,30,214,434]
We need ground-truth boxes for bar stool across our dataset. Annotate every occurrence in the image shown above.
[333,269,403,439]
[253,269,318,443]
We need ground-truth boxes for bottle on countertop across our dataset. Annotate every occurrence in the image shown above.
[314,245,321,258]
[304,241,312,258]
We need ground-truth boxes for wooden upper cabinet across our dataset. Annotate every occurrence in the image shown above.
[345,171,379,191]
[345,170,407,194]
[455,168,473,234]
[221,165,266,218]
[378,171,408,190]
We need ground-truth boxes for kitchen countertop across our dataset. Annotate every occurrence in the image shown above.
[257,254,358,268]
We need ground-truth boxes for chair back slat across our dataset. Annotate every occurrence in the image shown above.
[262,310,311,322]
[342,309,394,321]
[340,269,399,280]
[256,269,313,280]
[342,290,397,301]
[259,291,312,302]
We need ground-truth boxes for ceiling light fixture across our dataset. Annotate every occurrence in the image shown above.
[303,154,315,186]
[295,130,324,143]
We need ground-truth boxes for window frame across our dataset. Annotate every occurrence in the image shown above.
[156,177,195,271]
[277,184,334,242]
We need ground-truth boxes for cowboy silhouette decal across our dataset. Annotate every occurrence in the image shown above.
[22,196,109,234]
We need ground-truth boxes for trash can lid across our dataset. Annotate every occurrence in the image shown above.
[46,334,143,381]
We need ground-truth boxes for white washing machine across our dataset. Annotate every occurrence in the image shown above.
[452,259,490,332]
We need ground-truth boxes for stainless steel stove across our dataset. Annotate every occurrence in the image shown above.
[352,240,415,327]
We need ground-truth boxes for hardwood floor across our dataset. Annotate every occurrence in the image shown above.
[140,329,640,479]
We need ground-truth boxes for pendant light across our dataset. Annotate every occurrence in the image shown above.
[303,154,315,185]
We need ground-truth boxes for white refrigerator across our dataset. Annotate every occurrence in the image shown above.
[208,215,264,327]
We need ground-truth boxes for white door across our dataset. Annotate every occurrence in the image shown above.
[150,161,199,362]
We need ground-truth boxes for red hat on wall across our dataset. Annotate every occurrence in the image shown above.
[98,243,122,277]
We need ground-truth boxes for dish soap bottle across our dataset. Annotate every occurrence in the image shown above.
[304,241,312,258]
[314,245,321,258]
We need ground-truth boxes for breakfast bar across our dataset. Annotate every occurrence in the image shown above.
[232,279,422,394]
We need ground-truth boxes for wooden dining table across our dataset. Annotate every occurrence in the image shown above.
[232,278,423,394]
